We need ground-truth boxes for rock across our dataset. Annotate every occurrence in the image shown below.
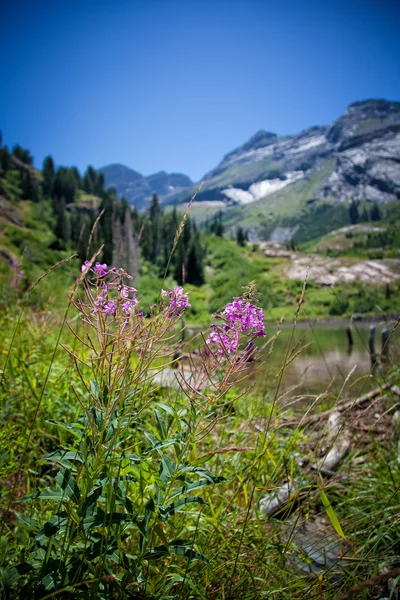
[392,411,400,431]
[260,482,296,515]
[285,254,400,286]
[283,514,350,577]
[313,431,352,472]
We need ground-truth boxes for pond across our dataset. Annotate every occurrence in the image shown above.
[253,319,399,402]
[184,319,399,402]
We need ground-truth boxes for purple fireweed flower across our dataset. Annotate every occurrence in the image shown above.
[223,299,265,336]
[81,260,90,273]
[93,262,108,277]
[120,285,137,299]
[206,297,265,356]
[121,298,138,316]
[206,328,240,355]
[162,286,189,314]
[91,288,109,313]
[104,301,117,317]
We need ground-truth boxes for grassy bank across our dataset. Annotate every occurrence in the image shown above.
[1,263,400,599]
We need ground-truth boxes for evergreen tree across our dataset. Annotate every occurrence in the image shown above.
[186,234,204,285]
[12,144,33,166]
[20,169,39,202]
[83,165,98,194]
[42,155,55,197]
[149,194,162,262]
[349,201,359,225]
[96,171,105,195]
[53,196,69,244]
[370,202,381,221]
[70,167,82,190]
[211,211,224,236]
[236,226,246,246]
[53,167,77,204]
[361,205,369,222]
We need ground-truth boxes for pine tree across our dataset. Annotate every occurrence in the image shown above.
[349,201,359,225]
[186,234,204,285]
[370,202,381,221]
[149,194,162,262]
[42,156,55,197]
[83,166,98,194]
[236,226,246,246]
[12,144,33,165]
[53,167,77,204]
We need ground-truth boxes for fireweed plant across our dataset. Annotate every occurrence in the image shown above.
[3,261,265,598]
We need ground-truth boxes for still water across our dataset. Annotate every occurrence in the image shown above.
[185,319,399,399]
[254,320,399,399]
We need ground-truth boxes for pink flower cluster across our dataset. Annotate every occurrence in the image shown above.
[81,261,138,319]
[81,261,110,277]
[162,286,189,315]
[92,283,138,318]
[206,298,265,356]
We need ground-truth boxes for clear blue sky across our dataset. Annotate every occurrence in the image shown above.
[1,0,399,181]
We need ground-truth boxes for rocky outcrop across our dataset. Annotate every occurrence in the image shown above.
[172,99,400,218]
[285,254,400,286]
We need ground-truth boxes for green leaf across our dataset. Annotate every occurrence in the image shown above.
[55,469,81,503]
[160,456,176,486]
[4,562,34,587]
[160,496,208,521]
[155,409,167,438]
[45,420,86,439]
[143,435,180,455]
[82,509,133,532]
[90,379,100,398]
[144,540,209,564]
[15,513,39,532]
[320,489,346,540]
[39,487,64,501]
[42,450,83,471]
[90,407,103,431]
[42,514,68,538]
[169,477,226,499]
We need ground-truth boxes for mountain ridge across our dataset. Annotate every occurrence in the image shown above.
[101,99,400,236]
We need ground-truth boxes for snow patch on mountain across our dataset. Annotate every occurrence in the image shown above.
[221,171,305,205]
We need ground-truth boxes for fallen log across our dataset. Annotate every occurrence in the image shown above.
[283,384,392,427]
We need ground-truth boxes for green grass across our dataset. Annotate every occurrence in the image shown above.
[1,271,400,599]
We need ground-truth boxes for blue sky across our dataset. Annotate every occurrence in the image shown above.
[1,0,399,181]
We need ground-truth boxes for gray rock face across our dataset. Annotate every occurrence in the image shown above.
[314,100,400,205]
[101,100,400,218]
[173,99,400,216]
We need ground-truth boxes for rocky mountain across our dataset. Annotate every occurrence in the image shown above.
[172,99,400,214]
[100,100,400,239]
[99,163,193,209]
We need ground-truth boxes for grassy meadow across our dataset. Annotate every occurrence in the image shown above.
[1,159,400,598]
[1,240,400,599]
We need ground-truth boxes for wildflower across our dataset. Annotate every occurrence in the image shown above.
[121,298,138,316]
[162,286,189,314]
[206,328,240,355]
[224,299,265,336]
[206,296,265,356]
[120,285,137,299]
[81,260,90,272]
[93,262,108,277]
[104,301,117,317]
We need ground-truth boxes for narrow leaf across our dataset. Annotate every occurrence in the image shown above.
[320,489,346,540]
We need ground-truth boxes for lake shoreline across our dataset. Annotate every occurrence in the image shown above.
[184,312,400,331]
